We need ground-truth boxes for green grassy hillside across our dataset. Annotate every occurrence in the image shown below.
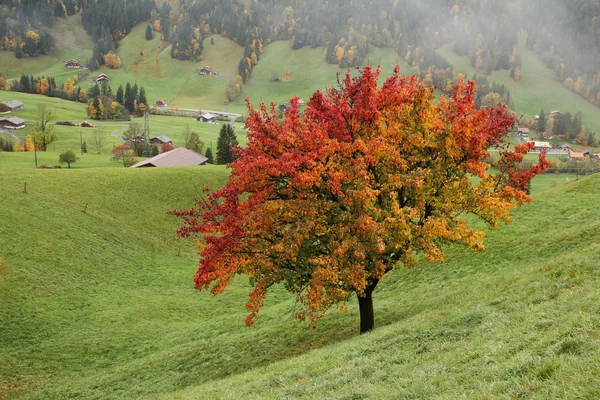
[1,158,596,398]
[0,92,247,158]
[0,14,94,82]
[157,174,600,399]
[437,32,600,136]
[227,41,415,114]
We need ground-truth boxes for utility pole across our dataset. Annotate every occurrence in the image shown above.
[33,137,38,168]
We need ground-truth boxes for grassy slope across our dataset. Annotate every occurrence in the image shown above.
[0,92,247,158]
[0,14,94,83]
[227,41,415,115]
[157,175,600,400]
[95,26,245,111]
[437,33,600,136]
[0,160,593,399]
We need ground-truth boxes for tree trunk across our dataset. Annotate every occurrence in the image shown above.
[357,279,379,334]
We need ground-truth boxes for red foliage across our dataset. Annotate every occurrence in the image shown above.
[172,66,549,329]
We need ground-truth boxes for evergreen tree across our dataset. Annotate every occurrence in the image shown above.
[537,109,546,133]
[124,82,134,113]
[205,146,213,163]
[138,86,147,106]
[145,24,153,40]
[216,123,238,164]
[116,85,124,105]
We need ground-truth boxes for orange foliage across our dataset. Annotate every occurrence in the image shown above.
[172,67,550,332]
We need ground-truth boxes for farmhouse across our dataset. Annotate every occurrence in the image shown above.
[197,66,212,75]
[517,127,529,136]
[130,147,208,168]
[95,73,109,84]
[533,141,551,151]
[548,110,563,120]
[155,99,168,107]
[64,59,82,68]
[196,112,216,123]
[150,135,173,145]
[0,116,26,129]
[2,100,24,111]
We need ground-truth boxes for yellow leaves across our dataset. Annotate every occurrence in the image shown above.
[25,30,39,45]
[104,53,122,69]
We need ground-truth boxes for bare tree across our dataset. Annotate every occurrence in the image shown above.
[91,130,106,154]
[32,104,58,151]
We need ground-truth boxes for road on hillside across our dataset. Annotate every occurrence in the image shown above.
[0,128,21,143]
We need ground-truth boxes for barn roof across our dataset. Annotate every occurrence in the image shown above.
[3,100,23,109]
[130,147,208,168]
[150,135,173,143]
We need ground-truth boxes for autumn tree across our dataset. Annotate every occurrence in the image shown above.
[216,123,238,164]
[111,144,137,167]
[172,67,550,334]
[104,52,122,69]
[32,104,58,151]
[59,149,78,168]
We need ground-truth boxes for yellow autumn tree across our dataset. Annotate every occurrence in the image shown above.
[25,135,35,152]
[104,53,122,69]
[13,140,24,152]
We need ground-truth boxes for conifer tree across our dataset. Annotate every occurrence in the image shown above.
[145,24,153,40]
[216,123,238,164]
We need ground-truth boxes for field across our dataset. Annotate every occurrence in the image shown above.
[437,32,600,136]
[0,92,247,160]
[2,16,600,400]
[227,41,415,114]
[1,155,597,398]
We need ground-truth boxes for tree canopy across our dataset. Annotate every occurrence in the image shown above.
[173,67,550,334]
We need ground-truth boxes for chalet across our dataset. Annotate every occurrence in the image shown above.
[64,59,82,68]
[2,100,24,111]
[534,141,551,151]
[95,73,109,84]
[150,135,173,145]
[197,66,212,75]
[196,112,216,123]
[569,151,589,160]
[278,102,292,112]
[298,99,306,107]
[130,147,208,168]
[517,127,530,136]
[0,116,26,129]
[548,110,563,120]
[155,99,168,107]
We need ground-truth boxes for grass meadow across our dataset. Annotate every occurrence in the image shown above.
[1,158,597,398]
[1,17,600,400]
[437,32,600,136]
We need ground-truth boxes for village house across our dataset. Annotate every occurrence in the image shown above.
[95,73,109,84]
[548,110,563,120]
[197,66,212,75]
[155,99,168,107]
[533,141,551,152]
[64,59,82,68]
[2,100,24,111]
[149,135,173,146]
[517,127,529,136]
[0,116,26,129]
[130,147,208,168]
[196,112,216,123]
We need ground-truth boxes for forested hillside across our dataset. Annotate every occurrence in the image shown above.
[2,0,600,111]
